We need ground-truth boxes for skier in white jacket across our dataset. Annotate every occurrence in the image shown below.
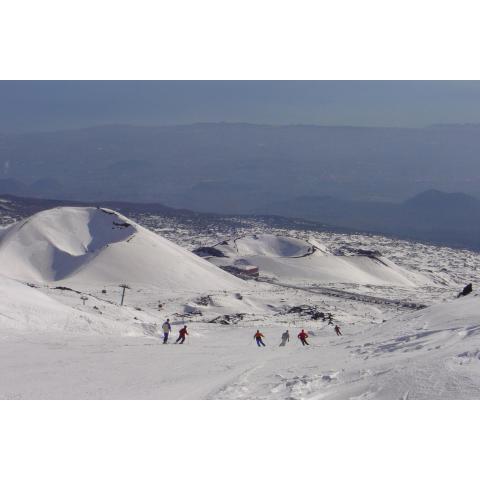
[162,319,172,344]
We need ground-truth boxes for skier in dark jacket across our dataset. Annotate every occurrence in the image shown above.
[161,319,172,344]
[279,330,290,347]
[297,329,309,346]
[334,325,342,336]
[457,283,473,298]
[254,330,266,347]
[175,325,188,344]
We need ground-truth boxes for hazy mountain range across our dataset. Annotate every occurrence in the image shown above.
[1,123,480,249]
[260,189,480,249]
[1,123,480,209]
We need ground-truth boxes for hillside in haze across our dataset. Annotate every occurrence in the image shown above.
[1,123,480,213]
[261,190,480,250]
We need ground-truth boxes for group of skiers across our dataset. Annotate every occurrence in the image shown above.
[159,282,474,347]
[161,319,188,344]
[161,318,342,347]
[255,324,342,347]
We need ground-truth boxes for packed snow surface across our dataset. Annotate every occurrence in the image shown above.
[1,207,480,399]
[0,274,137,336]
[2,293,480,399]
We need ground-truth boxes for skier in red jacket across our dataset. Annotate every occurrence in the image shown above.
[297,329,309,346]
[175,325,189,344]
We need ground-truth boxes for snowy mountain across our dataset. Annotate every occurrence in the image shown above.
[1,202,480,399]
[197,233,433,287]
[0,206,245,291]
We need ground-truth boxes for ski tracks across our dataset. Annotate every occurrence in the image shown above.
[208,364,265,399]
[269,370,341,399]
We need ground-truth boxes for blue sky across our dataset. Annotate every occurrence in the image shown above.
[2,81,480,132]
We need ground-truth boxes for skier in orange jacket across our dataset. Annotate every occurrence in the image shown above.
[254,330,266,347]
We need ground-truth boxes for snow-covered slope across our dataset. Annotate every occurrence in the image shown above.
[203,234,431,287]
[0,207,245,291]
[2,292,480,399]
[0,274,139,335]
[217,234,328,257]
[1,207,479,399]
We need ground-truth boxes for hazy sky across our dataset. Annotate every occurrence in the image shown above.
[2,81,480,132]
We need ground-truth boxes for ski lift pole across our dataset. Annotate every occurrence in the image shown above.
[119,284,130,306]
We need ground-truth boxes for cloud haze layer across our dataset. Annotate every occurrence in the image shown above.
[2,81,480,132]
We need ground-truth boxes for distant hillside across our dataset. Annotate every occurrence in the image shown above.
[1,123,480,212]
[261,190,480,250]
[0,193,353,236]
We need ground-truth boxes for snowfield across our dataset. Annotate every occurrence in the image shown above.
[1,206,480,399]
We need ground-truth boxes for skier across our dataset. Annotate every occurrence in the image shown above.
[254,330,266,347]
[161,318,171,344]
[175,325,188,344]
[334,325,342,336]
[297,329,309,346]
[457,283,473,298]
[279,329,290,347]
